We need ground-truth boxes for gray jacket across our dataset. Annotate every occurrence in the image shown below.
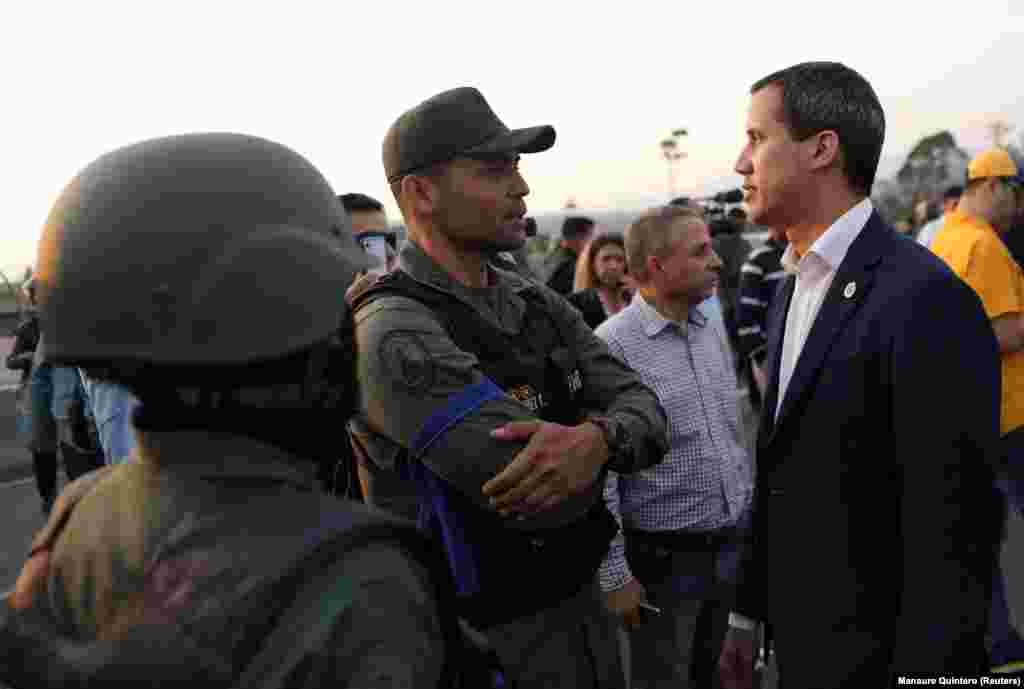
[353,240,669,531]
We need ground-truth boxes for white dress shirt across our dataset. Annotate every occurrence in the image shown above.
[775,199,874,419]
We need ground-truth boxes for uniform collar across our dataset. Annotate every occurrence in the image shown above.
[398,239,535,295]
[634,291,707,338]
[396,240,530,330]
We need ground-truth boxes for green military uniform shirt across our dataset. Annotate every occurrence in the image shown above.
[354,240,669,530]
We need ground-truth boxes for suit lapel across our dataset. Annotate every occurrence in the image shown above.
[757,275,795,443]
[770,213,886,442]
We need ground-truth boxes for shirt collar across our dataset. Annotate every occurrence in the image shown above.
[781,198,874,275]
[634,291,707,337]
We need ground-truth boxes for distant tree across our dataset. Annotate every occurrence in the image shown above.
[898,132,964,187]
[893,131,968,211]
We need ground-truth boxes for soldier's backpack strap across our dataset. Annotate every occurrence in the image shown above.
[349,270,453,327]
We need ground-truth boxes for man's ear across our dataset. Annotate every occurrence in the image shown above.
[401,174,441,217]
[807,130,841,172]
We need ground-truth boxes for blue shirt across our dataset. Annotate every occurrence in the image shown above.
[79,371,140,465]
[595,292,753,591]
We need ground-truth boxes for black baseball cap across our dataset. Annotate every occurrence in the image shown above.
[383,87,556,183]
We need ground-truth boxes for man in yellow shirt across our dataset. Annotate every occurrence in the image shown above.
[931,147,1024,672]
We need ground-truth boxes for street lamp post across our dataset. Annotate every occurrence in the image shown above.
[660,128,688,199]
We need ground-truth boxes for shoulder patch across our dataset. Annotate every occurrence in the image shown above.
[379,330,436,395]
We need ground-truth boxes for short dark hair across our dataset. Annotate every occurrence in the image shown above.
[751,62,885,197]
[944,185,964,201]
[561,216,595,239]
[338,193,384,213]
[669,196,692,207]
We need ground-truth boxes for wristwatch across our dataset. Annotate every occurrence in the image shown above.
[585,415,634,473]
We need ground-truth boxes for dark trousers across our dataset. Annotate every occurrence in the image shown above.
[486,578,624,688]
[772,626,889,689]
[61,441,104,482]
[623,528,742,689]
[32,451,57,503]
[991,427,1024,663]
[34,443,103,504]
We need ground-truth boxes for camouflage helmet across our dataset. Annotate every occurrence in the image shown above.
[36,133,371,369]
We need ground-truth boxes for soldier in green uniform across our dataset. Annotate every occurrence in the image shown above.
[0,133,454,688]
[352,87,670,688]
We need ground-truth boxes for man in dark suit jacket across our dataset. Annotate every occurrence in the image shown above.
[718,62,1002,688]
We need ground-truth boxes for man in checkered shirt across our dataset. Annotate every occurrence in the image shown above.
[596,204,754,689]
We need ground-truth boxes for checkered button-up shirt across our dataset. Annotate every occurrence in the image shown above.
[595,293,753,591]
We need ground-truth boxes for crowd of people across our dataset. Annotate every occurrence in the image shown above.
[1,60,1023,688]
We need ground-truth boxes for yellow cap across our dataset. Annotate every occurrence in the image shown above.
[968,148,1019,180]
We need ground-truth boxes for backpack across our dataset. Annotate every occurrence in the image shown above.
[3,468,507,688]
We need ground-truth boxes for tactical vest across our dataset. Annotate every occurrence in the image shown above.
[353,270,618,629]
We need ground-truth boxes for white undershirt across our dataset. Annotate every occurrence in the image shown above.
[775,199,874,419]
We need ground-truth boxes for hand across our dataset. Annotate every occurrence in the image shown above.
[603,578,646,627]
[718,625,757,689]
[10,549,51,610]
[482,421,608,514]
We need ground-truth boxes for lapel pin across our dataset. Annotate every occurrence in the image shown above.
[843,281,857,299]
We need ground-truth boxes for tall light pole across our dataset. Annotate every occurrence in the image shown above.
[660,128,688,199]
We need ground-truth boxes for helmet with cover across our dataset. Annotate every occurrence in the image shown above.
[35,133,371,455]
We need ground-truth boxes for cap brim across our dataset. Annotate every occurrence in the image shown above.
[464,125,556,157]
